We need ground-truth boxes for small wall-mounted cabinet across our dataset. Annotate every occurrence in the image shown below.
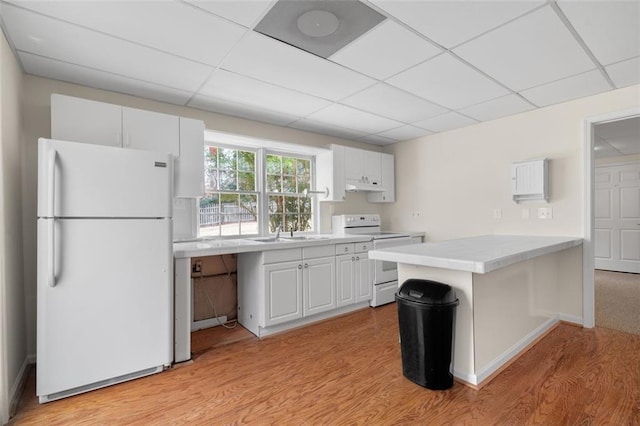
[316,145,395,203]
[51,94,204,198]
[511,158,549,203]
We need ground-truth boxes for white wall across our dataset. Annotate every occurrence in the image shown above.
[0,30,26,422]
[383,85,640,242]
[20,75,382,357]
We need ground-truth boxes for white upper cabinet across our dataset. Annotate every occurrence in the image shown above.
[511,158,548,203]
[175,117,204,198]
[51,94,204,198]
[367,153,395,203]
[344,146,381,186]
[121,107,179,156]
[52,94,122,147]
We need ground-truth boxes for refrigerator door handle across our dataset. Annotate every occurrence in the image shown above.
[48,218,57,287]
[47,148,58,287]
[47,149,57,217]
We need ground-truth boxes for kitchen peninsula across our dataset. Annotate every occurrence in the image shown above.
[369,235,583,388]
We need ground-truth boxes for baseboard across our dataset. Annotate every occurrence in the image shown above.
[474,316,560,387]
[8,357,31,418]
[558,313,583,326]
[191,316,228,332]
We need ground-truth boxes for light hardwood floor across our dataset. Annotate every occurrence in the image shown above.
[10,304,640,425]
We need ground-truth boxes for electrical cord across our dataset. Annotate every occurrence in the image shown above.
[197,258,238,330]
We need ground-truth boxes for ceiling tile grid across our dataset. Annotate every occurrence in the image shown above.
[0,0,637,146]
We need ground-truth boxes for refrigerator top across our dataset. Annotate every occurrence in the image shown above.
[37,138,173,219]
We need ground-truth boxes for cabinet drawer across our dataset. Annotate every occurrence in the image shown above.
[335,243,354,255]
[355,241,372,253]
[303,245,334,259]
[262,248,302,264]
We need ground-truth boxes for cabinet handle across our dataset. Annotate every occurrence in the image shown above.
[298,264,302,269]
[362,245,367,250]
[351,256,355,261]
[304,263,309,269]
[344,247,348,252]
[356,256,360,261]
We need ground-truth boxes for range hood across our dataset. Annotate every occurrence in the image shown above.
[345,182,385,192]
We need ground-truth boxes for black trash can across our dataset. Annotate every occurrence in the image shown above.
[395,279,459,390]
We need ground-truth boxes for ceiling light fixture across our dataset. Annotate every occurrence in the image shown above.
[297,10,339,38]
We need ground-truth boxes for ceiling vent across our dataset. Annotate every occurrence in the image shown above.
[254,0,386,59]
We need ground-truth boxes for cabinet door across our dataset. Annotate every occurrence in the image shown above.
[303,256,336,317]
[344,147,364,182]
[363,150,381,185]
[336,254,355,307]
[175,117,204,197]
[264,261,303,326]
[355,253,372,303]
[51,94,122,148]
[122,107,179,156]
[367,153,395,203]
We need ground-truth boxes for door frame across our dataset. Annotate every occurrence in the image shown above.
[582,107,640,328]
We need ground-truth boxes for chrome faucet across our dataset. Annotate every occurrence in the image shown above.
[275,225,281,239]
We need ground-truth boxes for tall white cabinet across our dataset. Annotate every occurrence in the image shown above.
[51,94,203,198]
[336,242,372,307]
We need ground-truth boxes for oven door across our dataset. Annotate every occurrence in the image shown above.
[372,236,414,284]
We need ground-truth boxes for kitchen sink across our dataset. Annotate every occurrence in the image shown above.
[281,235,330,241]
[251,237,295,243]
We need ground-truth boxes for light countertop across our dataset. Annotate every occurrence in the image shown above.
[368,235,582,274]
[173,234,373,258]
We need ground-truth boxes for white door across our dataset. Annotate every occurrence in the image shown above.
[363,150,381,184]
[37,218,172,398]
[355,253,372,303]
[264,261,302,326]
[51,94,122,148]
[595,162,640,273]
[344,147,364,182]
[336,254,355,307]
[303,256,336,316]
[122,107,179,156]
[37,139,172,218]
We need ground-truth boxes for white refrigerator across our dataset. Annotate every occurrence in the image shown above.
[36,138,173,403]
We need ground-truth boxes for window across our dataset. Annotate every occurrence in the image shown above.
[200,145,258,237]
[266,153,313,233]
[199,144,315,237]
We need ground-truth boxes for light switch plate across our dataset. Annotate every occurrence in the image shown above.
[493,208,502,219]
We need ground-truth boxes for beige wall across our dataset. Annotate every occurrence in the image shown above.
[1,29,26,419]
[383,85,640,242]
[20,75,382,356]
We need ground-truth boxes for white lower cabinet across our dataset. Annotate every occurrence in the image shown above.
[336,242,372,307]
[238,245,338,336]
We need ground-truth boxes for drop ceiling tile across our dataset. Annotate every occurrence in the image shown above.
[288,119,368,140]
[606,56,640,89]
[220,32,376,101]
[413,112,478,133]
[5,0,247,66]
[459,94,535,122]
[19,52,193,105]
[340,83,447,123]
[306,104,403,134]
[185,0,274,28]
[330,20,441,80]
[520,70,611,107]
[453,6,595,91]
[377,125,433,141]
[2,4,212,92]
[189,94,298,126]
[358,135,396,146]
[369,0,544,48]
[199,70,331,117]
[387,53,510,110]
[558,1,640,66]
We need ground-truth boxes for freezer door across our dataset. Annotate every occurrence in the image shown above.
[37,218,173,399]
[37,138,172,218]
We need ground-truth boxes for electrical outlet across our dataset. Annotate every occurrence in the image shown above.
[492,208,502,219]
[537,207,553,219]
[192,260,203,274]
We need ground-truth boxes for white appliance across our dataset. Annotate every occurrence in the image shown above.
[332,214,417,307]
[36,138,173,403]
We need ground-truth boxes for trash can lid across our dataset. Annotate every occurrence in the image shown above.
[397,279,458,305]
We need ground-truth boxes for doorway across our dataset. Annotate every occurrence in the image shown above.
[588,114,640,333]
